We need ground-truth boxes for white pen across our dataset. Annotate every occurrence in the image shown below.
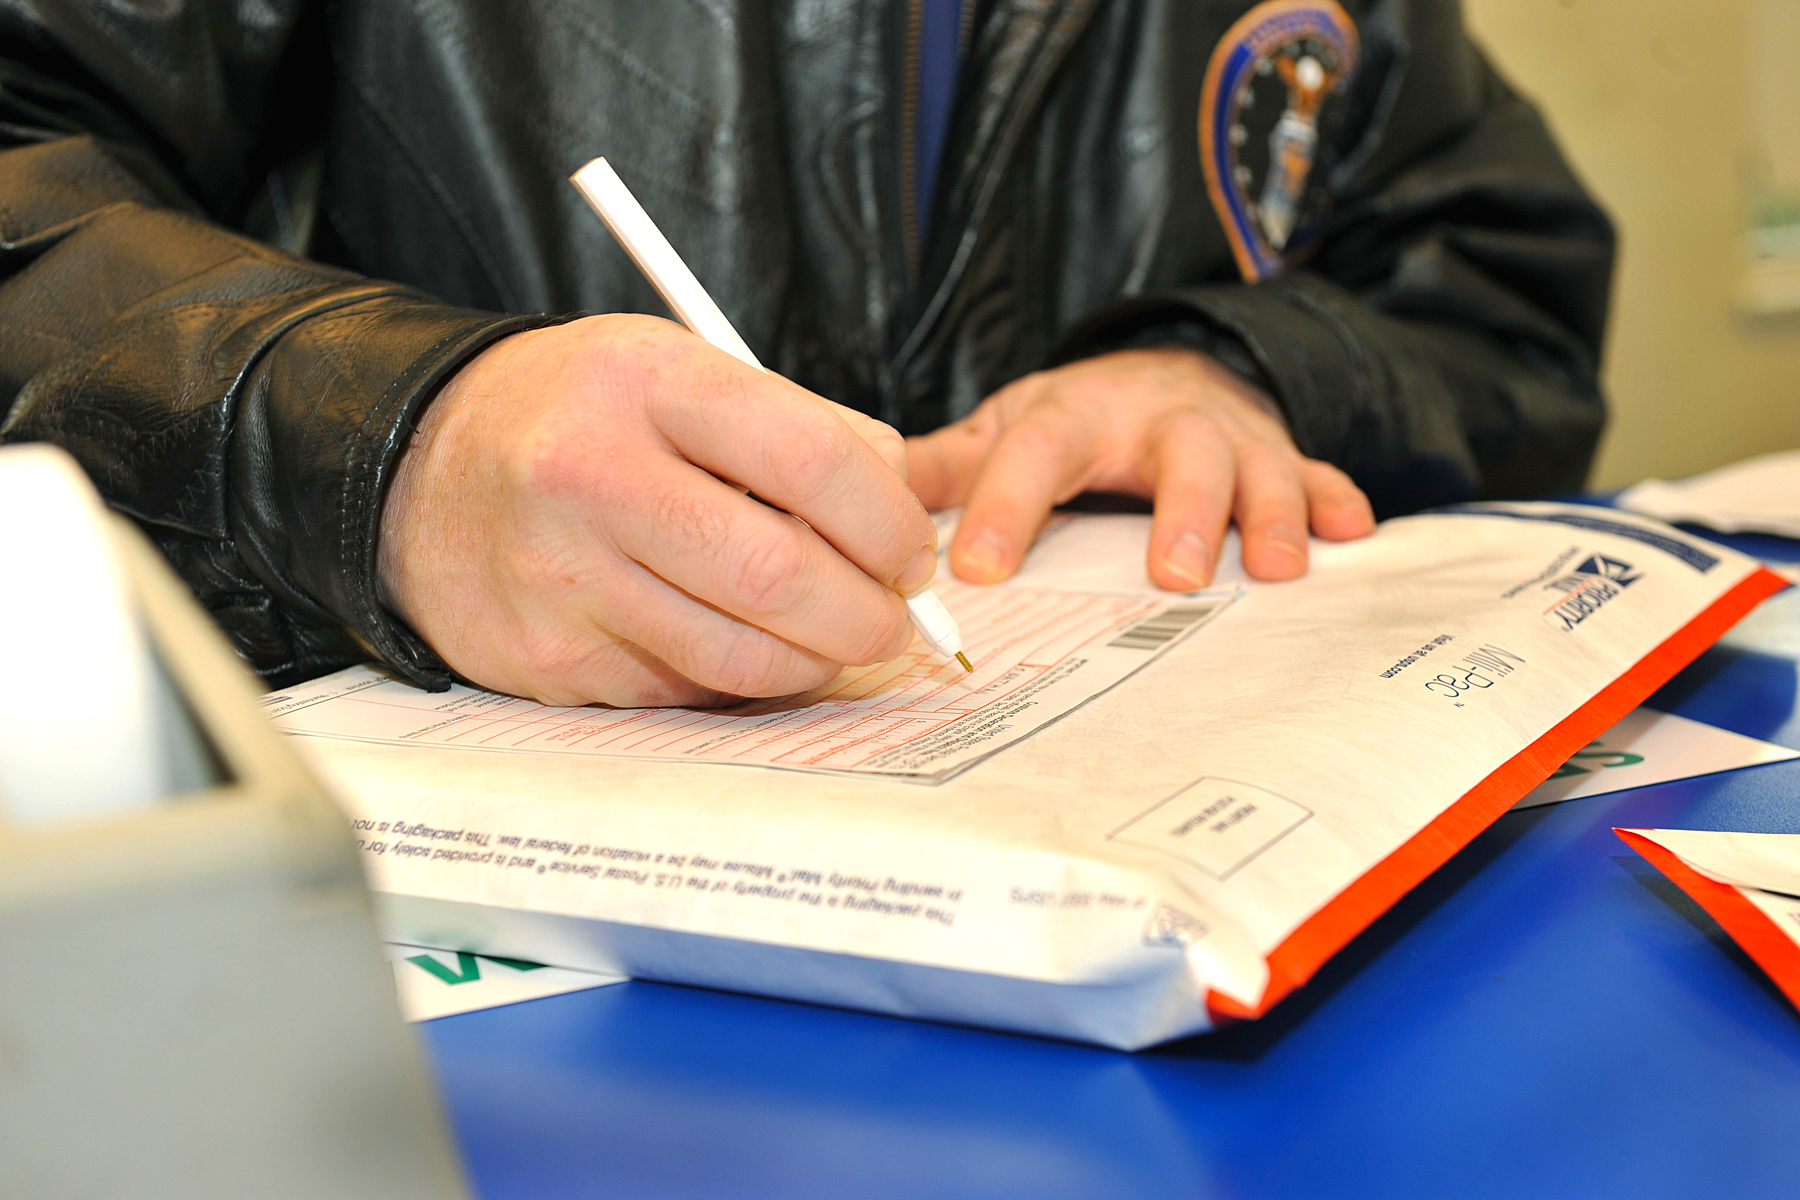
[570,156,974,674]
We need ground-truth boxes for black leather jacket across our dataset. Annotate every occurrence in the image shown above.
[0,0,1614,689]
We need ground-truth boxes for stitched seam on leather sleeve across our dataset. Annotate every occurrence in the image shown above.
[0,319,80,350]
[0,200,138,253]
[6,281,423,534]
[50,285,408,453]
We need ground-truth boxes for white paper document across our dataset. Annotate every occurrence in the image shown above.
[1627,827,1800,894]
[284,504,1782,1048]
[1513,708,1799,809]
[271,576,1233,782]
[1619,828,1800,1009]
[1618,449,1800,539]
[385,943,622,1022]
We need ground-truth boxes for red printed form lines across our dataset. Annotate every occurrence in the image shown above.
[708,585,1161,770]
[959,585,1152,669]
[271,581,1224,780]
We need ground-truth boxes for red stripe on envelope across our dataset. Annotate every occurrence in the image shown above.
[1614,828,1800,1010]
[1206,566,1789,1024]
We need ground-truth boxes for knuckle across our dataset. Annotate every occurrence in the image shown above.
[1237,440,1305,480]
[1166,405,1223,435]
[994,370,1050,410]
[644,477,730,555]
[522,624,735,708]
[703,628,812,698]
[957,395,1006,437]
[843,601,910,665]
[612,676,727,708]
[504,536,586,596]
[509,629,598,702]
[860,417,905,460]
[505,423,590,499]
[729,528,809,616]
[590,657,725,709]
[1027,387,1086,422]
[999,417,1070,460]
[597,311,670,340]
[766,415,854,504]
[589,311,681,368]
[1157,408,1225,450]
[1305,459,1362,495]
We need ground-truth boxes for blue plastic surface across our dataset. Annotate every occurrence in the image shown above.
[424,529,1800,1199]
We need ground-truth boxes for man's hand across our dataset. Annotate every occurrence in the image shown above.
[906,347,1374,588]
[378,314,939,707]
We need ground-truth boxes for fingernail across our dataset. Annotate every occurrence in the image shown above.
[1162,531,1212,589]
[895,545,939,595]
[1265,522,1306,561]
[958,528,1011,581]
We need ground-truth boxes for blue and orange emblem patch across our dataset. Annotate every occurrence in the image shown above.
[1200,0,1359,281]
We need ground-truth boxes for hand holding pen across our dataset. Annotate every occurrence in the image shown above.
[571,157,972,673]
[373,168,961,708]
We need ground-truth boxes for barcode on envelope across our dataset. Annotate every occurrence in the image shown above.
[1108,603,1218,650]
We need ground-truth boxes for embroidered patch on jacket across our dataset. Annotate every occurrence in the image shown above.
[1199,0,1359,282]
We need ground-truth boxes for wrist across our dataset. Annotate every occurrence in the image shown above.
[375,325,528,628]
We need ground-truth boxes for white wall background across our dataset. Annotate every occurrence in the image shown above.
[1467,0,1800,488]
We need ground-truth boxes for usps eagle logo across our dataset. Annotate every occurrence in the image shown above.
[1574,555,1640,586]
[1199,0,1359,281]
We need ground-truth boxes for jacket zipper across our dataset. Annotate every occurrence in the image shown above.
[883,0,1101,425]
[901,0,924,279]
[903,0,975,282]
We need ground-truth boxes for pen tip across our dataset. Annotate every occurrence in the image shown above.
[956,652,974,673]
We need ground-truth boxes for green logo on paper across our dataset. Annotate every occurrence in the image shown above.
[405,951,549,986]
[1549,743,1646,780]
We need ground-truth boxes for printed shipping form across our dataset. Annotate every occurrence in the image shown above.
[272,562,1233,783]
[275,505,1786,1049]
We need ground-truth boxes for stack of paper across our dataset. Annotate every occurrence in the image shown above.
[1513,708,1796,809]
[1617,449,1800,539]
[384,944,622,1022]
[1617,829,1800,1010]
[275,504,1785,1048]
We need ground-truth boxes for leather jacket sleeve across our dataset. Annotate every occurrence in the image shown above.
[0,0,1615,694]
[0,12,542,688]
[1055,21,1615,517]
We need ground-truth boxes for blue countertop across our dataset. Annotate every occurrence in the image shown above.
[423,526,1800,1199]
